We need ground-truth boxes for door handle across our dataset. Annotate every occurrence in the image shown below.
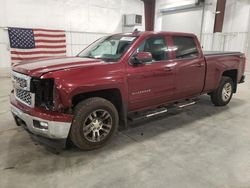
[164,67,174,71]
[193,63,204,67]
[164,63,177,71]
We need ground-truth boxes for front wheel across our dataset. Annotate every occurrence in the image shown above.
[70,97,119,150]
[210,76,234,106]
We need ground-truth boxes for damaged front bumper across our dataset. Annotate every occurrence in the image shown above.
[10,93,73,149]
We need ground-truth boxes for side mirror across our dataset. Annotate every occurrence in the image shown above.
[132,52,152,65]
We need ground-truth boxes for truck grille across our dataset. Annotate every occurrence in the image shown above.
[11,71,34,107]
[12,71,31,91]
[13,75,27,88]
[16,89,33,106]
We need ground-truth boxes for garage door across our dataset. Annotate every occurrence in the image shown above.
[161,9,203,39]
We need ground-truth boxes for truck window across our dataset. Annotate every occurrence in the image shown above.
[137,36,168,61]
[172,36,198,59]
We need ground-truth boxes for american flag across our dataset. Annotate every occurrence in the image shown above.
[8,27,66,63]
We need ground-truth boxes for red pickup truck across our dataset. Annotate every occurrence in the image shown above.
[10,31,246,150]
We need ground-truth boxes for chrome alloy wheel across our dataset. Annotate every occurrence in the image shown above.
[83,109,112,142]
[222,83,232,102]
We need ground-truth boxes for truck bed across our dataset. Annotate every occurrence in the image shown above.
[203,50,245,94]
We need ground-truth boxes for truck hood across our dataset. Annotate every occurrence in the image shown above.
[12,56,106,77]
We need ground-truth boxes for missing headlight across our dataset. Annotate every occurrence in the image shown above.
[31,78,54,110]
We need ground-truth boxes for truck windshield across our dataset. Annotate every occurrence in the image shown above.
[78,35,137,61]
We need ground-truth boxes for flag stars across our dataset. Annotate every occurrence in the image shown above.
[8,28,35,49]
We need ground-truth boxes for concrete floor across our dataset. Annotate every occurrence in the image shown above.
[0,71,250,188]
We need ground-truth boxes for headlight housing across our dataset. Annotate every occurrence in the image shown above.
[30,78,54,110]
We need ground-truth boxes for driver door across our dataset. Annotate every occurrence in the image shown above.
[127,35,175,111]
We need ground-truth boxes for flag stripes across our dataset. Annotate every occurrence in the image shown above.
[8,27,66,63]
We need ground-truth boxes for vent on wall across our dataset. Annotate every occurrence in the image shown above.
[124,14,142,26]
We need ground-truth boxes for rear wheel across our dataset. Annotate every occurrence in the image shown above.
[210,76,234,106]
[70,97,119,150]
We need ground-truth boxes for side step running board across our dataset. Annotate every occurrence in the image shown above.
[178,101,196,108]
[128,98,198,122]
[146,109,168,118]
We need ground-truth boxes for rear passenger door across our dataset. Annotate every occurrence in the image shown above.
[170,36,206,99]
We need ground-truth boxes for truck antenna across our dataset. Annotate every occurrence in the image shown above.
[133,28,139,32]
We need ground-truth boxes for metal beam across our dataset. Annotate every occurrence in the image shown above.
[142,0,156,31]
[214,0,226,33]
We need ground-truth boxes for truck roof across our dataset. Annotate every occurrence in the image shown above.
[112,31,197,38]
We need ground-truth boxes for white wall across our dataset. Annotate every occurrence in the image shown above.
[221,0,250,53]
[155,0,203,38]
[201,0,250,57]
[0,0,145,68]
[248,21,250,70]
[201,0,217,34]
[223,0,250,33]
[200,0,217,49]
[155,0,250,61]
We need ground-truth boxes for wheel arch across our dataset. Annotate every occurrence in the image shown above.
[72,88,128,129]
[222,69,238,93]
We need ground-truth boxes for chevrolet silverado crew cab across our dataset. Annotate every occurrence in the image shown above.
[10,31,246,150]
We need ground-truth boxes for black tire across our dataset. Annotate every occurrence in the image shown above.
[70,97,119,150]
[210,76,234,106]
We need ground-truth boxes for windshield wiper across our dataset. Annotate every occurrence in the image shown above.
[79,55,95,59]
[79,55,117,62]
